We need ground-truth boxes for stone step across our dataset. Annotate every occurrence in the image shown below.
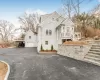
[88,53,100,56]
[85,55,100,61]
[83,44,100,66]
[92,44,100,47]
[84,58,100,66]
[88,51,100,55]
[86,53,100,58]
[89,49,100,52]
[91,47,100,49]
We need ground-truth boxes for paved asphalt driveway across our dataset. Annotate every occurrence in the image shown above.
[0,48,100,80]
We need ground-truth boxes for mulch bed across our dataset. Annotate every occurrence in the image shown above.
[63,41,88,45]
[0,62,8,80]
[40,50,57,54]
[40,50,57,52]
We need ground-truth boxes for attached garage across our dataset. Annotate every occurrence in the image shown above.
[24,30,37,47]
[25,42,37,47]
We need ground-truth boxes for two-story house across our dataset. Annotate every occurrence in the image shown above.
[24,11,81,52]
[37,12,81,52]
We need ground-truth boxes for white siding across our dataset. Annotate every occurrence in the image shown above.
[37,11,81,52]
[24,30,37,47]
[37,23,58,52]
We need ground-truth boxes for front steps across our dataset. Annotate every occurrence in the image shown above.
[84,44,100,66]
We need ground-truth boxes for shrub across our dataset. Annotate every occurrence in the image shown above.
[51,45,54,51]
[41,44,44,51]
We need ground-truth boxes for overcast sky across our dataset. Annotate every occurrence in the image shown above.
[0,0,99,29]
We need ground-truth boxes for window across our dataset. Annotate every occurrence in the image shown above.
[61,33,64,37]
[62,26,65,32]
[46,30,52,35]
[66,27,70,32]
[66,33,70,36]
[46,30,48,35]
[45,41,48,45]
[29,36,31,39]
[49,30,52,35]
[75,34,77,38]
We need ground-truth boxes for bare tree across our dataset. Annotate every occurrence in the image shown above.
[62,0,93,18]
[19,12,40,33]
[0,20,15,42]
[62,0,72,18]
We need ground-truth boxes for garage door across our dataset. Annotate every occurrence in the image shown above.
[25,42,37,47]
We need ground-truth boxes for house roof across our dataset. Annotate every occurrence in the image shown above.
[14,38,24,42]
[40,14,51,23]
[39,11,74,28]
[25,29,37,37]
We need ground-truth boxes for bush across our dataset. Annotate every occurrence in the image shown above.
[51,45,54,51]
[41,44,44,51]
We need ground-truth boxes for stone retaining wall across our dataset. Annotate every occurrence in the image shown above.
[57,44,91,60]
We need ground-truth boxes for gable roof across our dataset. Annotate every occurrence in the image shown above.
[40,11,59,24]
[39,11,74,28]
[58,18,74,26]
[25,29,36,36]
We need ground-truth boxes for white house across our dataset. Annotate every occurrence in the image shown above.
[24,30,37,47]
[24,11,81,52]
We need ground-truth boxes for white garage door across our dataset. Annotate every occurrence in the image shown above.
[25,42,37,47]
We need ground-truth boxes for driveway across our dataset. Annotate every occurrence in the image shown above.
[0,48,100,80]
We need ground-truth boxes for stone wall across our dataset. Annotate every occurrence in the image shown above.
[57,44,91,60]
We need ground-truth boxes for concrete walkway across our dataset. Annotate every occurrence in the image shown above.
[0,48,100,80]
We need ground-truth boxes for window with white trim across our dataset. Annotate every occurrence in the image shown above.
[46,30,48,35]
[49,30,52,35]
[29,36,31,39]
[45,41,48,45]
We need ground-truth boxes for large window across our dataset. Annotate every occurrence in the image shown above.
[46,29,52,35]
